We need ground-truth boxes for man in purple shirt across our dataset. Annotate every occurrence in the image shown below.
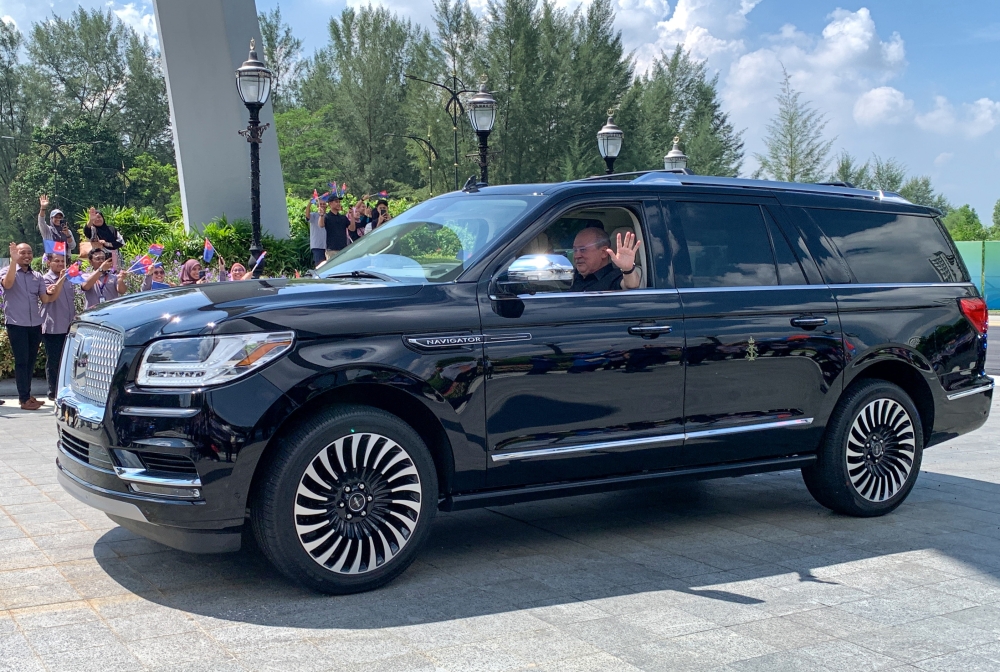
[81,248,127,309]
[40,253,77,400]
[1,243,67,410]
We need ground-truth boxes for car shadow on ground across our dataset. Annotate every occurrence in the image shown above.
[92,468,1000,630]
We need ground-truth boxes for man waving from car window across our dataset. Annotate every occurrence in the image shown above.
[569,227,641,292]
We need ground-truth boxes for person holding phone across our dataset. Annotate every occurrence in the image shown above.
[37,195,77,254]
[80,248,127,309]
[372,198,391,231]
[82,207,125,269]
[178,259,207,285]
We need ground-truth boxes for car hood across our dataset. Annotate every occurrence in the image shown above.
[77,278,424,345]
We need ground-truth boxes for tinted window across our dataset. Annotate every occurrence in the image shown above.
[763,209,808,285]
[668,202,777,288]
[802,209,967,284]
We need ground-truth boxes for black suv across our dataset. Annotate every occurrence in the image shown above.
[55,173,993,594]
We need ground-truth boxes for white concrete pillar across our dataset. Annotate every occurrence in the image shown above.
[153,0,289,239]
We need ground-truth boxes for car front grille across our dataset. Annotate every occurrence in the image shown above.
[60,431,114,471]
[68,324,124,406]
[136,451,198,476]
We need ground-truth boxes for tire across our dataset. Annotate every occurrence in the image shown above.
[251,404,438,594]
[802,379,923,517]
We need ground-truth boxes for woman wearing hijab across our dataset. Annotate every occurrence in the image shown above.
[228,263,248,281]
[178,259,204,286]
[82,207,125,268]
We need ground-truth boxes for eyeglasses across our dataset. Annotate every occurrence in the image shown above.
[571,241,604,254]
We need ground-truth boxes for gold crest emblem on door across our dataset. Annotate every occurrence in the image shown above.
[745,337,759,362]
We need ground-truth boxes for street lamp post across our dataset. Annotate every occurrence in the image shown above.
[235,39,273,278]
[384,134,439,197]
[663,136,690,173]
[596,110,623,175]
[466,77,497,185]
[404,73,478,192]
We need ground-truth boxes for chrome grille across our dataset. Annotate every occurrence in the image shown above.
[69,324,124,405]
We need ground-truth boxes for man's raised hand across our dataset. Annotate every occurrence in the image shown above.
[39,195,49,210]
[607,231,640,271]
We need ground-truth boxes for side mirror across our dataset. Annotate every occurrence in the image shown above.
[495,254,574,297]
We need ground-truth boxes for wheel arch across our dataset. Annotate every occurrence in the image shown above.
[247,376,458,510]
[845,356,935,445]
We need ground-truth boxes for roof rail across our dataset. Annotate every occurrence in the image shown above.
[573,170,914,205]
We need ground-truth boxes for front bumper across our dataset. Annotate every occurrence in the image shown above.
[54,364,291,553]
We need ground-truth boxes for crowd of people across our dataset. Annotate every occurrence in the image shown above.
[0,196,253,411]
[306,194,392,267]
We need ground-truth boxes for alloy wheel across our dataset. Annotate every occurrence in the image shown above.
[845,398,916,502]
[293,432,422,574]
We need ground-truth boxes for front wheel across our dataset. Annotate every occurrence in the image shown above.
[251,405,438,594]
[802,380,923,517]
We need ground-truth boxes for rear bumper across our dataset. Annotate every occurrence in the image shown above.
[929,378,993,447]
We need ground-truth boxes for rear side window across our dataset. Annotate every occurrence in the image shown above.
[667,202,777,288]
[763,209,808,285]
[800,208,967,284]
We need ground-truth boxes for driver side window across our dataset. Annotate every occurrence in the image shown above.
[509,205,647,294]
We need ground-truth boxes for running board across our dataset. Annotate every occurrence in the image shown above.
[439,454,817,511]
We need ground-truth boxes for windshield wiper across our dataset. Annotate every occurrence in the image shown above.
[324,270,399,282]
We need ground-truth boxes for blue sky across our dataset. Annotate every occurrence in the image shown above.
[10,1,1000,220]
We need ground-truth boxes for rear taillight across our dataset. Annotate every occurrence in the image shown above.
[959,297,988,335]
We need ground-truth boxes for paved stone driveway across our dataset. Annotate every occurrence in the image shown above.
[1,395,999,672]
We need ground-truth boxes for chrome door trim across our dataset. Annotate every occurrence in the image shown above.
[491,417,814,462]
[827,282,975,289]
[946,382,994,401]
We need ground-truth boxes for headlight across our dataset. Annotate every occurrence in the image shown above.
[136,332,294,388]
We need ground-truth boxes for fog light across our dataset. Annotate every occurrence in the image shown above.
[129,482,202,499]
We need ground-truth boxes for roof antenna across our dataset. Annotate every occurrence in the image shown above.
[462,175,481,192]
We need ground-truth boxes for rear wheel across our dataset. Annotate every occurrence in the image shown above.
[251,405,437,593]
[802,379,923,517]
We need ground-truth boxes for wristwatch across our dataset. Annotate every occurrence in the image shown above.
[622,265,636,275]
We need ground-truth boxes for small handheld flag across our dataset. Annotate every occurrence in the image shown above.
[249,250,267,275]
[127,255,155,275]
[66,262,85,285]
[203,238,215,263]
[311,189,319,204]
[151,281,170,290]
[148,243,164,257]
[43,240,66,255]
[377,190,388,199]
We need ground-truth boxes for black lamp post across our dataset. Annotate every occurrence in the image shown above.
[235,39,273,278]
[596,110,623,174]
[466,77,497,185]
[404,73,478,192]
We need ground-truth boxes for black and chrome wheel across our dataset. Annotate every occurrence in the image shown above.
[802,379,923,517]
[252,405,437,594]
[295,432,422,574]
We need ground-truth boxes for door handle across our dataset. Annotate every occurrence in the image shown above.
[628,325,672,338]
[790,316,828,329]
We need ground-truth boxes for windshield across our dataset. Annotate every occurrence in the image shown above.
[316,195,540,283]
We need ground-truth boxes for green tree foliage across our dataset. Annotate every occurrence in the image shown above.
[259,5,304,113]
[616,46,741,176]
[275,106,342,196]
[829,151,951,212]
[754,69,834,182]
[943,205,989,241]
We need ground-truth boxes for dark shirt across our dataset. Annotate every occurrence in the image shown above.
[569,262,623,292]
[83,223,124,250]
[325,213,350,251]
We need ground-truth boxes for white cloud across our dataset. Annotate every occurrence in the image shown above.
[853,87,912,126]
[1,15,16,28]
[111,2,158,46]
[915,95,1000,137]
[934,152,953,166]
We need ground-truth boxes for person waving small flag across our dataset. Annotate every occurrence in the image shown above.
[148,243,165,257]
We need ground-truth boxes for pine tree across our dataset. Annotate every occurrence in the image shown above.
[259,6,304,113]
[754,69,833,183]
